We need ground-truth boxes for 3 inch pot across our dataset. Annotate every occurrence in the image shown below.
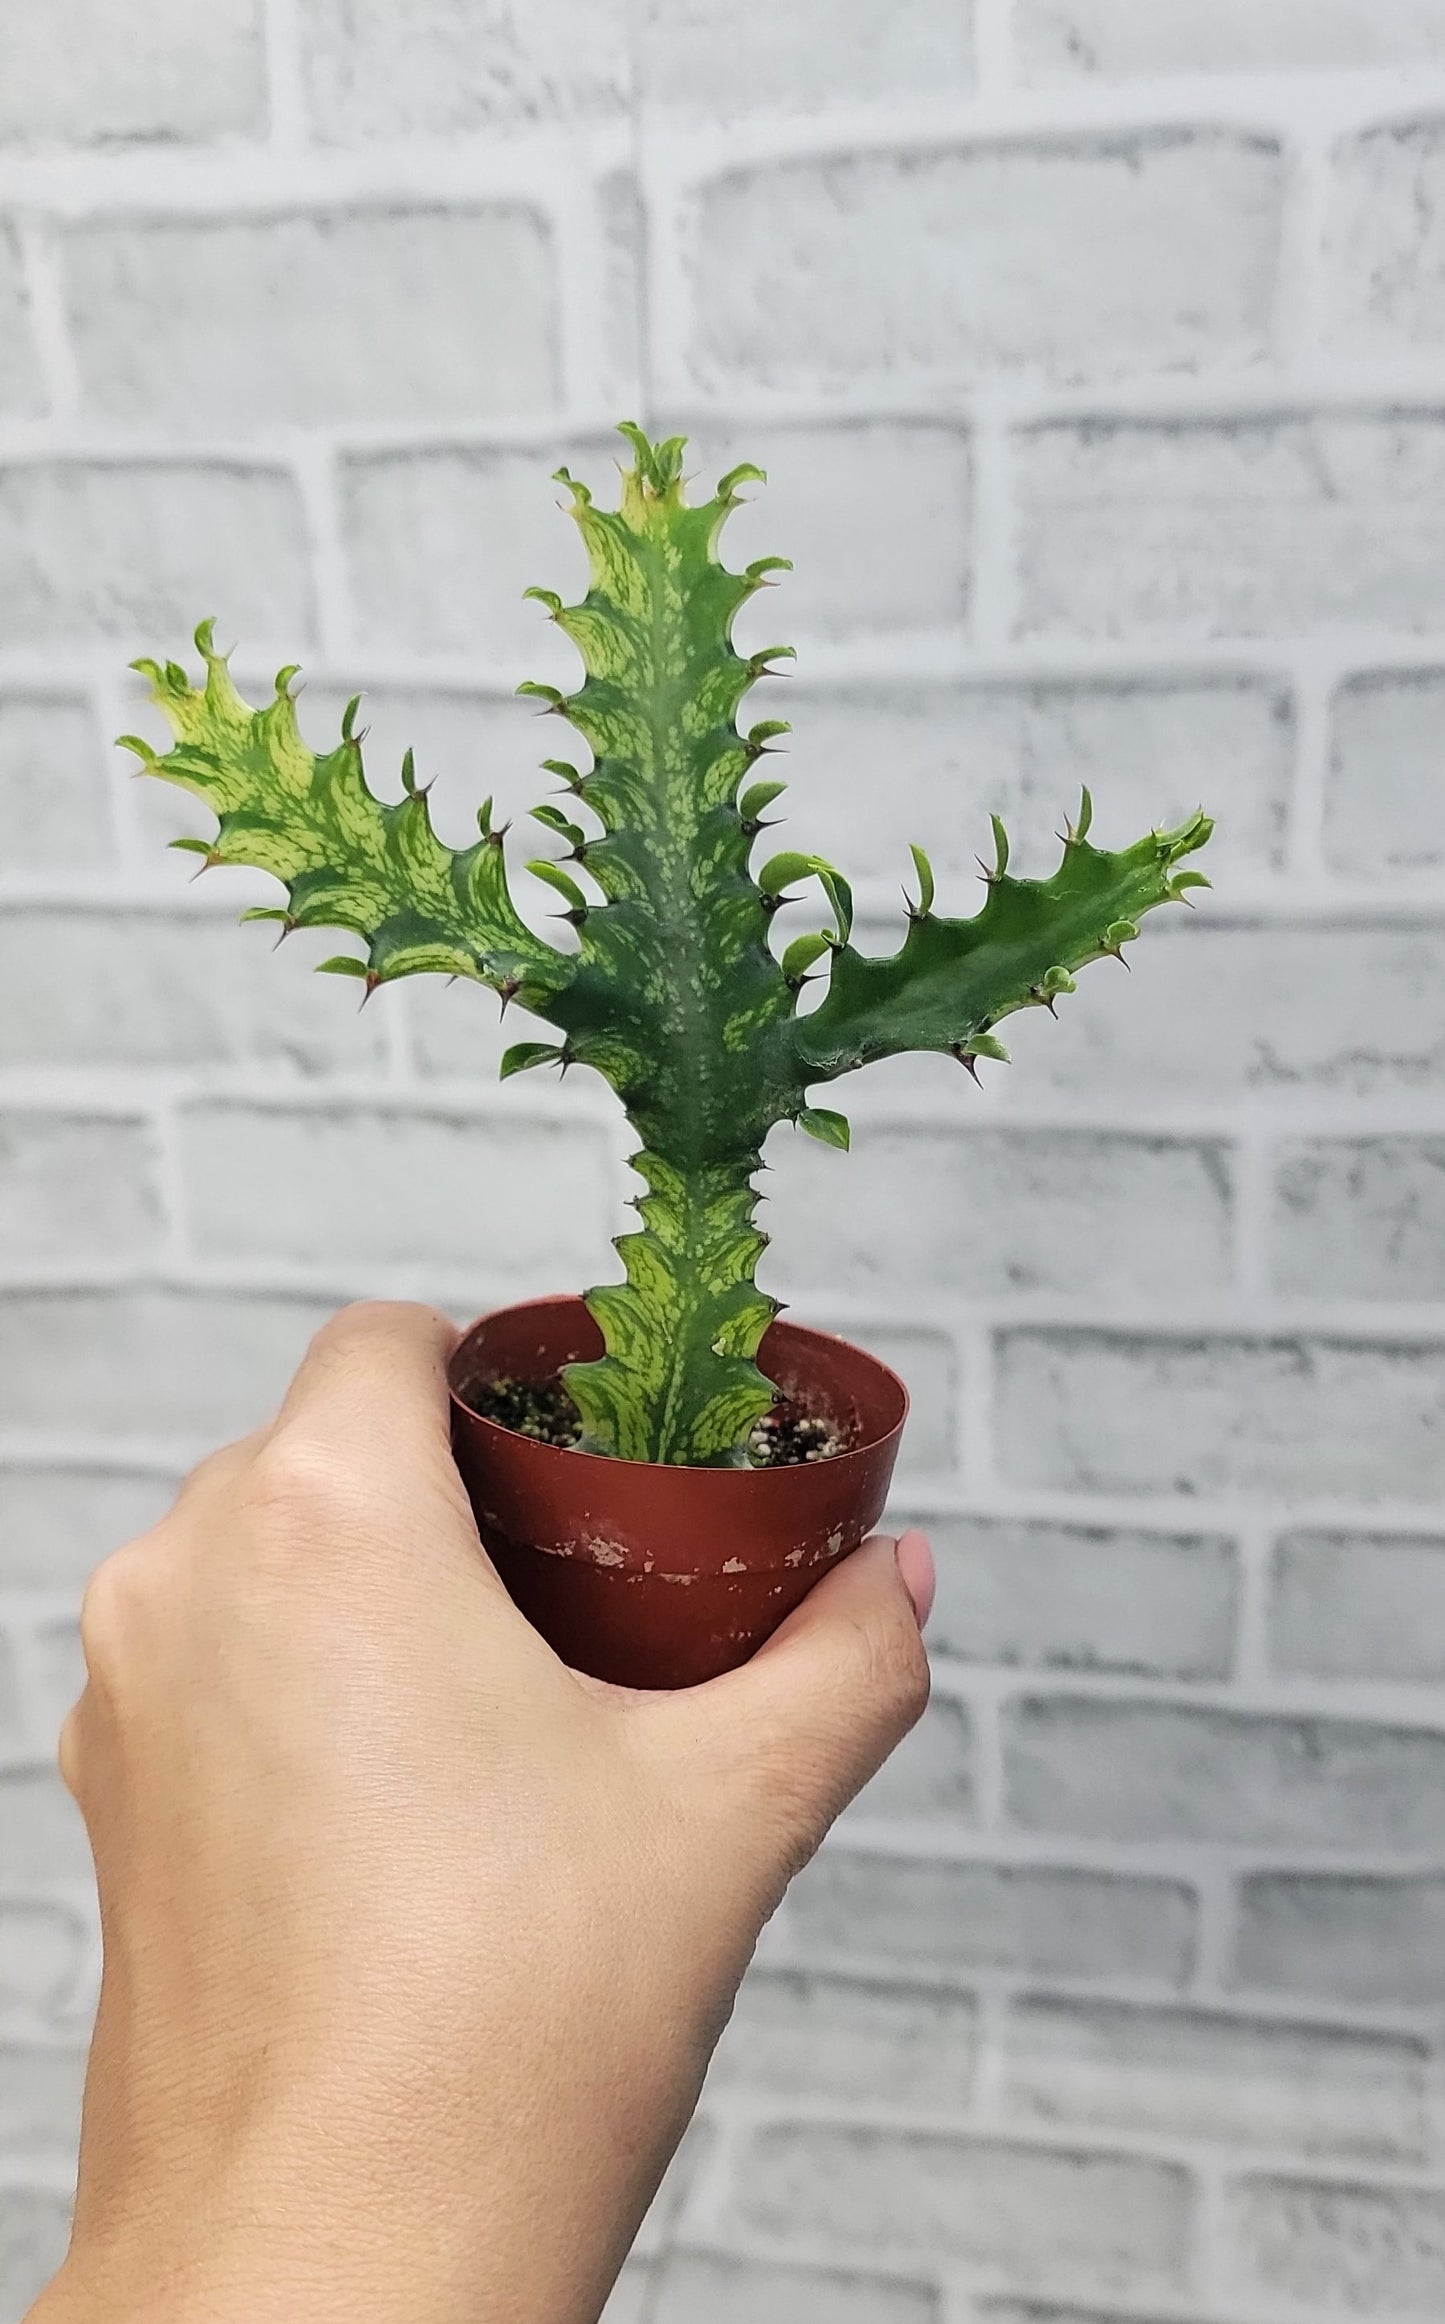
[448,1296,908,1690]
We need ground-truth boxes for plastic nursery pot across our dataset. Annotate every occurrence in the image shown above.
[448,1296,908,1691]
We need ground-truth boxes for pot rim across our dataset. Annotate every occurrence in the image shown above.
[447,1293,910,1478]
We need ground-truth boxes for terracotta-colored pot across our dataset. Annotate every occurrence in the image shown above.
[448,1296,908,1689]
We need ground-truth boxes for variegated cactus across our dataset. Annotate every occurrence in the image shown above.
[124,424,1211,1466]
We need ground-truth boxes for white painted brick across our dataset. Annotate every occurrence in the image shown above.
[0,1288,334,1445]
[1017,0,1445,78]
[0,461,312,648]
[25,10,1445,2266]
[0,1773,90,1886]
[0,2189,73,2324]
[1275,1138,1445,1299]
[631,2118,715,2261]
[653,421,972,642]
[1002,1997,1425,2162]
[300,0,629,142]
[1330,123,1445,358]
[0,227,41,417]
[0,910,387,1076]
[0,1470,175,1592]
[1005,1697,1445,1850]
[0,1636,20,1758]
[1272,1529,1445,1682]
[913,1515,1238,1680]
[784,1852,1197,1989]
[975,2305,1210,2324]
[1016,414,1445,641]
[844,1697,974,1828]
[1233,2175,1445,2315]
[0,1904,85,2020]
[1328,670,1445,877]
[0,1114,163,1265]
[27,1625,83,1756]
[0,2047,86,2158]
[729,2124,1192,2293]
[997,1328,1445,1502]
[1236,1873,1445,2009]
[179,1100,618,1281]
[709,1970,977,2108]
[769,676,1288,889]
[641,0,972,114]
[599,2263,651,2324]
[0,697,112,871]
[647,2254,938,2324]
[764,1128,1234,1302]
[941,919,1445,1110]
[0,0,263,146]
[689,135,1281,391]
[340,440,603,668]
[66,209,559,432]
[855,1328,958,1480]
[598,174,644,411]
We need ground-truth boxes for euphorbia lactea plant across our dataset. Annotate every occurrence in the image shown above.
[125,425,1212,1467]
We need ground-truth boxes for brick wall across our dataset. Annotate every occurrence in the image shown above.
[4,3,1445,2318]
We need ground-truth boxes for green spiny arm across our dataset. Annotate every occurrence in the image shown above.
[122,624,569,1002]
[790,794,1211,1089]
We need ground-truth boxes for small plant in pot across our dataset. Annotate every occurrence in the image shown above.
[124,424,1212,1689]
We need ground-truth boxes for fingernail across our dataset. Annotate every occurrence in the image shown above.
[895,1529,935,1631]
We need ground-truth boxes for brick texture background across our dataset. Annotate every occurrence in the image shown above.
[4,4,1445,2320]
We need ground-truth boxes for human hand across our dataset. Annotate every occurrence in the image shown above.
[29,1302,932,2324]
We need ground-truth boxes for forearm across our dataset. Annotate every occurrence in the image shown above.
[31,2043,685,2324]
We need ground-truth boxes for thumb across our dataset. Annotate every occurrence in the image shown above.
[684,1530,934,1885]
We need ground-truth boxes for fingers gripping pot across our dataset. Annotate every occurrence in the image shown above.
[449,1298,908,1689]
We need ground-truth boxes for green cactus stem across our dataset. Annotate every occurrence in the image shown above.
[125,423,1212,1466]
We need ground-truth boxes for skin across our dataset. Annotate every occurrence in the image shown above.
[25,1301,934,2324]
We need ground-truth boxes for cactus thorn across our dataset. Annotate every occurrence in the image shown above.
[1065,785,1095,846]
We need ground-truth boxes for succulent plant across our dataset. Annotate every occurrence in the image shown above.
[124,424,1211,1467]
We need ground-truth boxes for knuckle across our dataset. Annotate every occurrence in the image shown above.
[309,1299,388,1356]
[78,1543,157,1681]
[310,1298,447,1363]
[245,1429,363,1548]
[171,1432,253,1506]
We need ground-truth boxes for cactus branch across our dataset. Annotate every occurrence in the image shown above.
[792,813,1212,1084]
[124,625,567,1002]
